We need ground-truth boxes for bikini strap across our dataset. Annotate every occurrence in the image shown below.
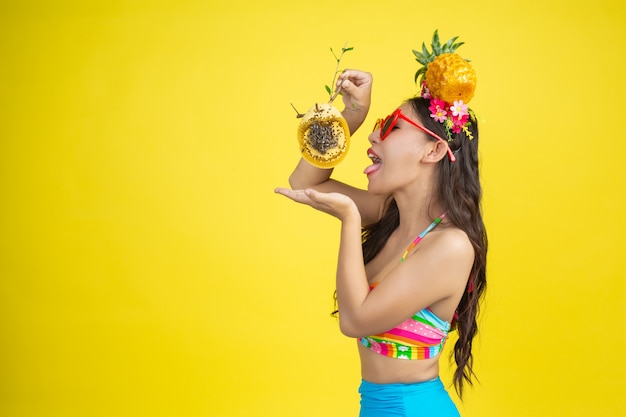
[400,213,446,262]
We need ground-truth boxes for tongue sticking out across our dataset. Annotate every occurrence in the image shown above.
[364,162,382,175]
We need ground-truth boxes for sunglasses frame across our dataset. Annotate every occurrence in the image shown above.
[374,109,456,162]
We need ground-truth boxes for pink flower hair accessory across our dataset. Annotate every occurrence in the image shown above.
[420,83,475,141]
[413,30,478,142]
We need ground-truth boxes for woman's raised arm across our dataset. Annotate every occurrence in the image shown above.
[287,70,385,225]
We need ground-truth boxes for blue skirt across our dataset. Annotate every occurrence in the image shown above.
[359,377,460,417]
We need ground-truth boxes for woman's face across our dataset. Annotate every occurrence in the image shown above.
[365,104,435,194]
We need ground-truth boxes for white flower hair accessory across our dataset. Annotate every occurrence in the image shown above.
[413,30,477,140]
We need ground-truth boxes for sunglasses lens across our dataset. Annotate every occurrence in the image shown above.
[381,116,395,139]
[373,119,381,132]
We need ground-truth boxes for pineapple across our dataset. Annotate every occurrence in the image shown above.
[413,30,477,104]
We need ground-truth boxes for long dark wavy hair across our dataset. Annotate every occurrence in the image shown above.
[360,96,487,398]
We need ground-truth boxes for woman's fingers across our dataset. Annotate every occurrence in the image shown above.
[337,69,373,88]
[275,187,357,220]
[274,187,312,205]
[335,69,373,112]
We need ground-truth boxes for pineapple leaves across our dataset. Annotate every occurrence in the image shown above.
[444,37,461,52]
[414,67,427,84]
[411,43,432,65]
[413,30,469,86]
[451,41,465,51]
[422,43,430,60]
[432,30,442,55]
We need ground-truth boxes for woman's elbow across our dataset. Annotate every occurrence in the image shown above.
[288,172,300,189]
[339,318,365,338]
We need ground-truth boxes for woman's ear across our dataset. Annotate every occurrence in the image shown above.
[423,139,449,164]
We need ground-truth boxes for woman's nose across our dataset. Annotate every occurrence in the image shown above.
[368,129,380,144]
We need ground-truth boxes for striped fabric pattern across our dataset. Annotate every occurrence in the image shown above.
[358,307,451,360]
[359,215,451,360]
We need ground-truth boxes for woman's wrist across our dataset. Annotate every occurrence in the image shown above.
[342,105,370,135]
[340,204,362,228]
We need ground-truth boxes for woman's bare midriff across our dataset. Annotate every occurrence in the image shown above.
[358,341,440,384]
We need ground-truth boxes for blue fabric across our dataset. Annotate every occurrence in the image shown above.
[359,377,460,417]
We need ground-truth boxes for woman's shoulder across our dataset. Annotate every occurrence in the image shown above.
[396,224,473,316]
[425,225,474,263]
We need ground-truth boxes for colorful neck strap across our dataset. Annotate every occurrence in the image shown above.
[400,213,446,262]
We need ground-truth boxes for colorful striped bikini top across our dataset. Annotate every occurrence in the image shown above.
[358,214,451,360]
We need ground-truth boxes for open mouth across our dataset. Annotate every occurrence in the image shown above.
[368,150,382,164]
[364,148,382,175]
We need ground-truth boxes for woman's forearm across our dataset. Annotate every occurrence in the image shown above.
[335,211,370,337]
[288,158,333,189]
[342,104,370,136]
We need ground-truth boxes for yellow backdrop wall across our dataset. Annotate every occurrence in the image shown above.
[1,1,624,416]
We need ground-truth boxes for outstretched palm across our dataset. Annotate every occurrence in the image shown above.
[275,188,359,222]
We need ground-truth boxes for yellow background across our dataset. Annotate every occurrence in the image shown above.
[1,1,624,416]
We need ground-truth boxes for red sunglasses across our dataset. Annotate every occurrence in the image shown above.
[373,109,456,162]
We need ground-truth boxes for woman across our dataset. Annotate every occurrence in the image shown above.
[275,66,487,416]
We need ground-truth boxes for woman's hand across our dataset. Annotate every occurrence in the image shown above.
[336,69,372,111]
[335,69,373,134]
[275,187,361,223]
